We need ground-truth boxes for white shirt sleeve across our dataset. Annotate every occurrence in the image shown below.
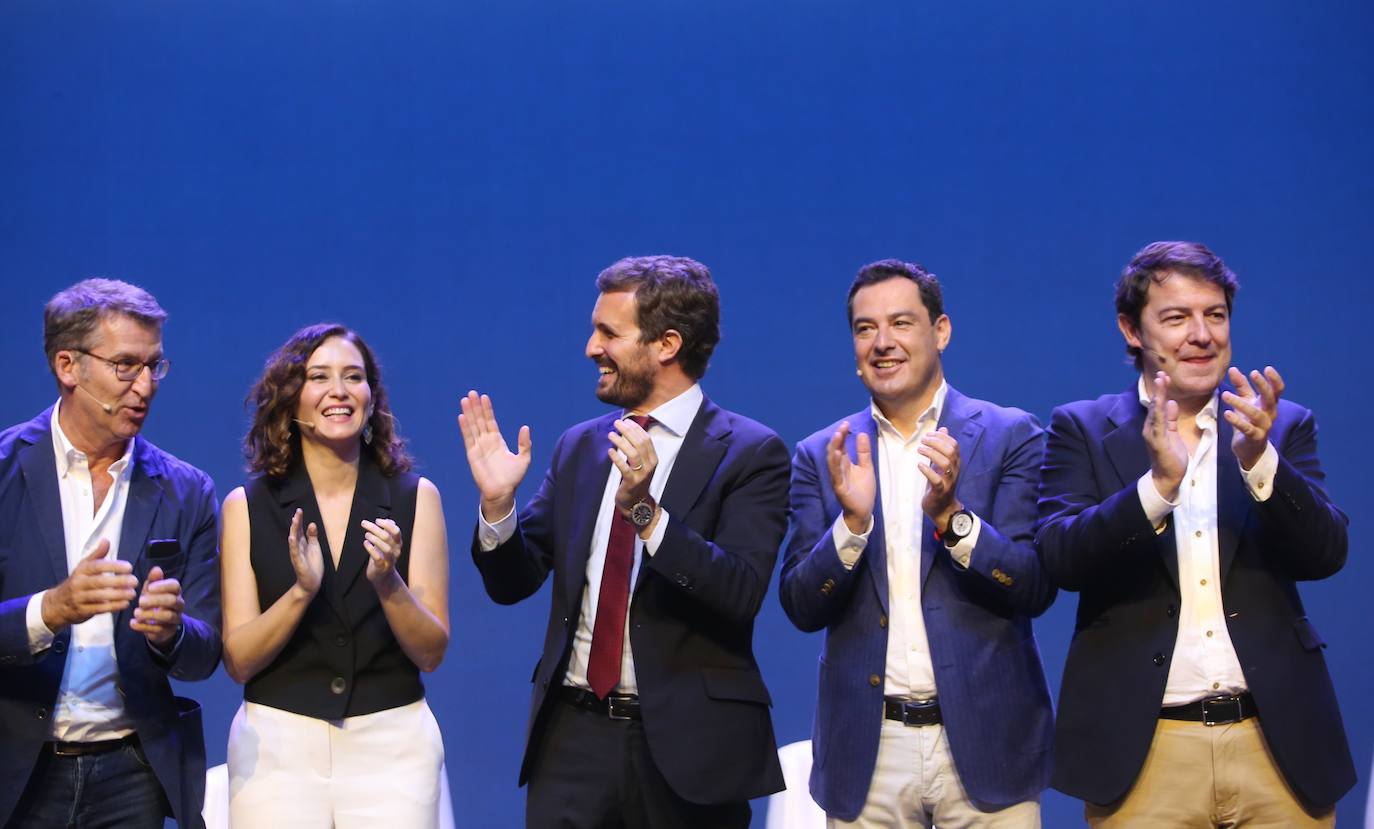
[830,514,873,570]
[945,513,982,569]
[1137,471,1180,529]
[25,591,55,655]
[1239,442,1278,502]
[641,508,671,556]
[477,503,517,551]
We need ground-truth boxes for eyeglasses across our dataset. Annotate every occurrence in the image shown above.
[72,349,171,381]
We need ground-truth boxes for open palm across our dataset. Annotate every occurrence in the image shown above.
[458,390,532,512]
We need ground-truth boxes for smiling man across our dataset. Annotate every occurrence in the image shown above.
[459,255,789,828]
[780,259,1055,827]
[1036,241,1354,827]
[0,279,221,828]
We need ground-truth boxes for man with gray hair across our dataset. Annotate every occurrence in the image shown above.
[0,279,222,828]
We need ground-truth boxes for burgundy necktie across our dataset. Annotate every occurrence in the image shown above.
[587,414,653,699]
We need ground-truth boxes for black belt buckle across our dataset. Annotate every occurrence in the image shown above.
[902,699,939,726]
[607,695,637,721]
[1201,695,1243,726]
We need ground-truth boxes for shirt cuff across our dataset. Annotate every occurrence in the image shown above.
[831,514,872,571]
[946,513,982,569]
[477,503,517,551]
[26,591,55,655]
[1239,442,1278,502]
[642,508,670,556]
[1137,472,1179,530]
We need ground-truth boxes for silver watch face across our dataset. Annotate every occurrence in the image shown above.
[630,501,656,528]
[950,511,973,537]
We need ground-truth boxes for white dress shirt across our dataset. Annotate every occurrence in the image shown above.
[23,401,136,741]
[828,383,981,699]
[479,384,704,695]
[1133,378,1278,706]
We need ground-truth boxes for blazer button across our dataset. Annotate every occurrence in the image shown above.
[1003,575,1015,586]
[992,568,1003,578]
[335,633,350,647]
[52,639,67,654]
[36,707,49,721]
[675,574,691,589]
[878,615,888,628]
[868,674,881,687]
[330,677,347,695]
[1152,653,1165,667]
[1166,605,1177,618]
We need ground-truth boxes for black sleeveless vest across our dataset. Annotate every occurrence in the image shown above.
[243,453,424,718]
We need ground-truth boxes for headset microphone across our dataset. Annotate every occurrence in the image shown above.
[292,418,317,431]
[75,384,115,414]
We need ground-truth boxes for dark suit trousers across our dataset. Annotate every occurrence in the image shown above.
[7,743,169,829]
[526,696,750,829]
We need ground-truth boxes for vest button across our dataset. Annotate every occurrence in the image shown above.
[335,633,349,647]
[330,677,347,695]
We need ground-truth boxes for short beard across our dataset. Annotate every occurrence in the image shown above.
[595,365,653,409]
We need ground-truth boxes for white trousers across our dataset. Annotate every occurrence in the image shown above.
[227,699,445,829]
[831,719,1039,829]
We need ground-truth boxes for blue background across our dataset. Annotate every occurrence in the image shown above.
[3,2,1370,825]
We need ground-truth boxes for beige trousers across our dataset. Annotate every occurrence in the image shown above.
[1086,718,1335,828]
[830,719,1040,829]
[227,699,445,829]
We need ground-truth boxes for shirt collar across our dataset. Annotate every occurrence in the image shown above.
[51,399,135,478]
[636,383,703,438]
[1134,376,1219,430]
[870,380,948,441]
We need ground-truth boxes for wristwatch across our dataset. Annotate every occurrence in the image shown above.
[629,497,658,529]
[941,509,974,547]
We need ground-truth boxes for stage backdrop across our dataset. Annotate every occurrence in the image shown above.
[4,2,1371,826]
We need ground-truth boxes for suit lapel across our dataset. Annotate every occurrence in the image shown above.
[17,413,68,583]
[923,389,985,587]
[563,414,617,612]
[1102,386,1183,588]
[1102,389,1150,490]
[118,437,165,577]
[850,409,890,616]
[331,454,392,603]
[1215,399,1248,583]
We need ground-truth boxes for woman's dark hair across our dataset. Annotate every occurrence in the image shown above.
[244,323,412,478]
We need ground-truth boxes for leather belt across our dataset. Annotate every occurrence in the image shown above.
[883,697,942,727]
[557,686,641,721]
[48,733,139,757]
[1160,693,1258,726]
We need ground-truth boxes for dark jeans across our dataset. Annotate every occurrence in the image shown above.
[7,742,169,829]
[526,697,750,829]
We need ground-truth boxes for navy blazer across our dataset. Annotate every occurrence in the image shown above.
[1036,387,1354,808]
[0,407,222,829]
[780,387,1055,820]
[471,397,790,806]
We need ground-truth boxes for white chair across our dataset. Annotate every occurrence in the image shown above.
[765,740,826,829]
[204,761,455,828]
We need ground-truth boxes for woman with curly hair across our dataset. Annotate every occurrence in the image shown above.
[220,323,449,827]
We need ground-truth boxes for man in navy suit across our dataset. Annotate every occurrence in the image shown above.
[0,279,221,829]
[459,255,789,829]
[781,259,1055,827]
[1036,241,1354,827]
